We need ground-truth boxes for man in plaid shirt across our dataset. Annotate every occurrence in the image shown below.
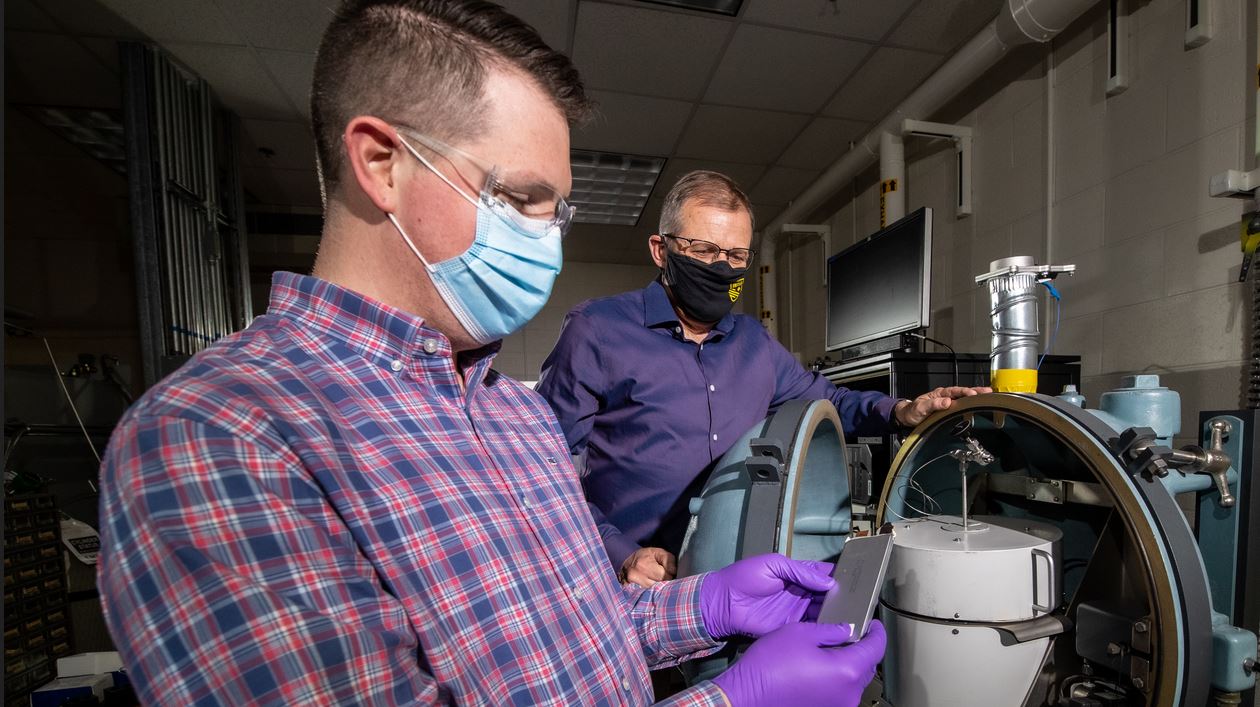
[97,1,885,704]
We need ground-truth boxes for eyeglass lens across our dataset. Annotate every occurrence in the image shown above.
[668,236,752,267]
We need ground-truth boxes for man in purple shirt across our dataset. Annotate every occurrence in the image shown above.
[97,2,887,705]
[538,171,987,587]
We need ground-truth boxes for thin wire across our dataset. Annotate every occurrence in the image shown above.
[3,427,30,467]
[910,332,959,387]
[1037,281,1063,370]
[897,478,944,517]
[42,339,102,484]
[885,452,952,520]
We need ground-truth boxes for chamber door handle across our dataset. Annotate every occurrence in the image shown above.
[1031,548,1057,615]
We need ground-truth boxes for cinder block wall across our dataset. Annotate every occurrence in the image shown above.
[779,0,1251,445]
[499,261,662,381]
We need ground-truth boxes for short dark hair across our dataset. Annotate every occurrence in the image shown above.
[311,0,594,200]
[659,170,755,235]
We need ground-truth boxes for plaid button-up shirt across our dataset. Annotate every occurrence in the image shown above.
[98,272,726,705]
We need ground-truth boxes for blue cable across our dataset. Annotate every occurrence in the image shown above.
[1037,280,1062,370]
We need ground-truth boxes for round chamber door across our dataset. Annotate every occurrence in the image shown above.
[678,398,854,578]
[876,393,1212,707]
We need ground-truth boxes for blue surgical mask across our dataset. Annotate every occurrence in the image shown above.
[387,139,564,345]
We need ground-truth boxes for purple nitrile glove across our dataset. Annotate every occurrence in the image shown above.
[700,553,835,639]
[712,620,887,707]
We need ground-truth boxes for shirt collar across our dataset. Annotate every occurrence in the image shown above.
[641,278,736,339]
[266,272,500,378]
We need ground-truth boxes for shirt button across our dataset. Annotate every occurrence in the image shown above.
[521,495,532,508]
[674,326,681,334]
[390,360,404,372]
[422,338,439,354]
[712,434,718,441]
[621,677,632,692]
[709,384,715,392]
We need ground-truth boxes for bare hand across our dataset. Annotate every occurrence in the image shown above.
[620,547,678,587]
[894,386,992,427]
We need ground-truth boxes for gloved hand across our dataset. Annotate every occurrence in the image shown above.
[700,553,835,639]
[712,620,887,707]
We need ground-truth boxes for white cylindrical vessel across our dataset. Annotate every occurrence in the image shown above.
[882,515,1063,706]
[885,514,1061,621]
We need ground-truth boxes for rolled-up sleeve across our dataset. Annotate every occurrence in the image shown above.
[621,573,723,668]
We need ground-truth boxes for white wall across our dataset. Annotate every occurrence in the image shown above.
[497,260,661,380]
[779,0,1252,445]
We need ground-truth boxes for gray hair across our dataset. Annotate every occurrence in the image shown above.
[658,170,754,235]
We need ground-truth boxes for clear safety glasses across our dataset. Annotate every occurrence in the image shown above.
[393,125,576,237]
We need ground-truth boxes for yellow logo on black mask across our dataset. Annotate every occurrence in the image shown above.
[728,277,744,303]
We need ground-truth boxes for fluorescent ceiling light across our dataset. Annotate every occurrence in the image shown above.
[637,0,744,16]
[569,150,665,227]
[21,105,127,176]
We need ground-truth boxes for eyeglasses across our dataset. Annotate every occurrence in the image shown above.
[660,234,754,268]
[392,124,576,236]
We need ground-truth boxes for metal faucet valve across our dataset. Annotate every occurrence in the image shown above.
[949,436,994,530]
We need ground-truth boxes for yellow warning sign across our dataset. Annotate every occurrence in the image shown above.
[879,179,899,227]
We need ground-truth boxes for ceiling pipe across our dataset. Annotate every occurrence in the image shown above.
[757,0,1102,339]
[880,131,906,228]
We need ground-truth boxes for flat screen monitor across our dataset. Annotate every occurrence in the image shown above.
[826,207,932,352]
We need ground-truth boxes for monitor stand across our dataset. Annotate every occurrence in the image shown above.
[837,331,922,363]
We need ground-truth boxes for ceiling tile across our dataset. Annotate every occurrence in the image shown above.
[639,197,666,233]
[241,166,286,206]
[497,0,574,55]
[7,0,60,31]
[573,90,693,156]
[703,24,869,113]
[241,119,317,171]
[887,0,1002,54]
[750,165,820,205]
[242,166,321,208]
[258,49,316,118]
[166,43,298,120]
[5,31,121,108]
[655,158,766,200]
[777,116,869,170]
[742,0,917,42]
[823,46,943,121]
[95,0,241,44]
[80,37,124,74]
[35,0,146,38]
[675,105,809,163]
[211,0,332,53]
[572,2,731,100]
[752,202,784,226]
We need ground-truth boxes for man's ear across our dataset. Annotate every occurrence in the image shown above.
[343,116,406,214]
[649,235,668,269]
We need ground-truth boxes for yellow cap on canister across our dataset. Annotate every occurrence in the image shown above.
[992,368,1037,393]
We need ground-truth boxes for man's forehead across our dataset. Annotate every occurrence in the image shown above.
[471,66,572,193]
[680,202,753,244]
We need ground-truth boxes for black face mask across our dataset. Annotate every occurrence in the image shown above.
[664,250,747,324]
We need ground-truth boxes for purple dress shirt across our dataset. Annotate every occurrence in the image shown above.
[537,280,900,572]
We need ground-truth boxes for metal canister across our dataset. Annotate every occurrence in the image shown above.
[882,515,1063,706]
